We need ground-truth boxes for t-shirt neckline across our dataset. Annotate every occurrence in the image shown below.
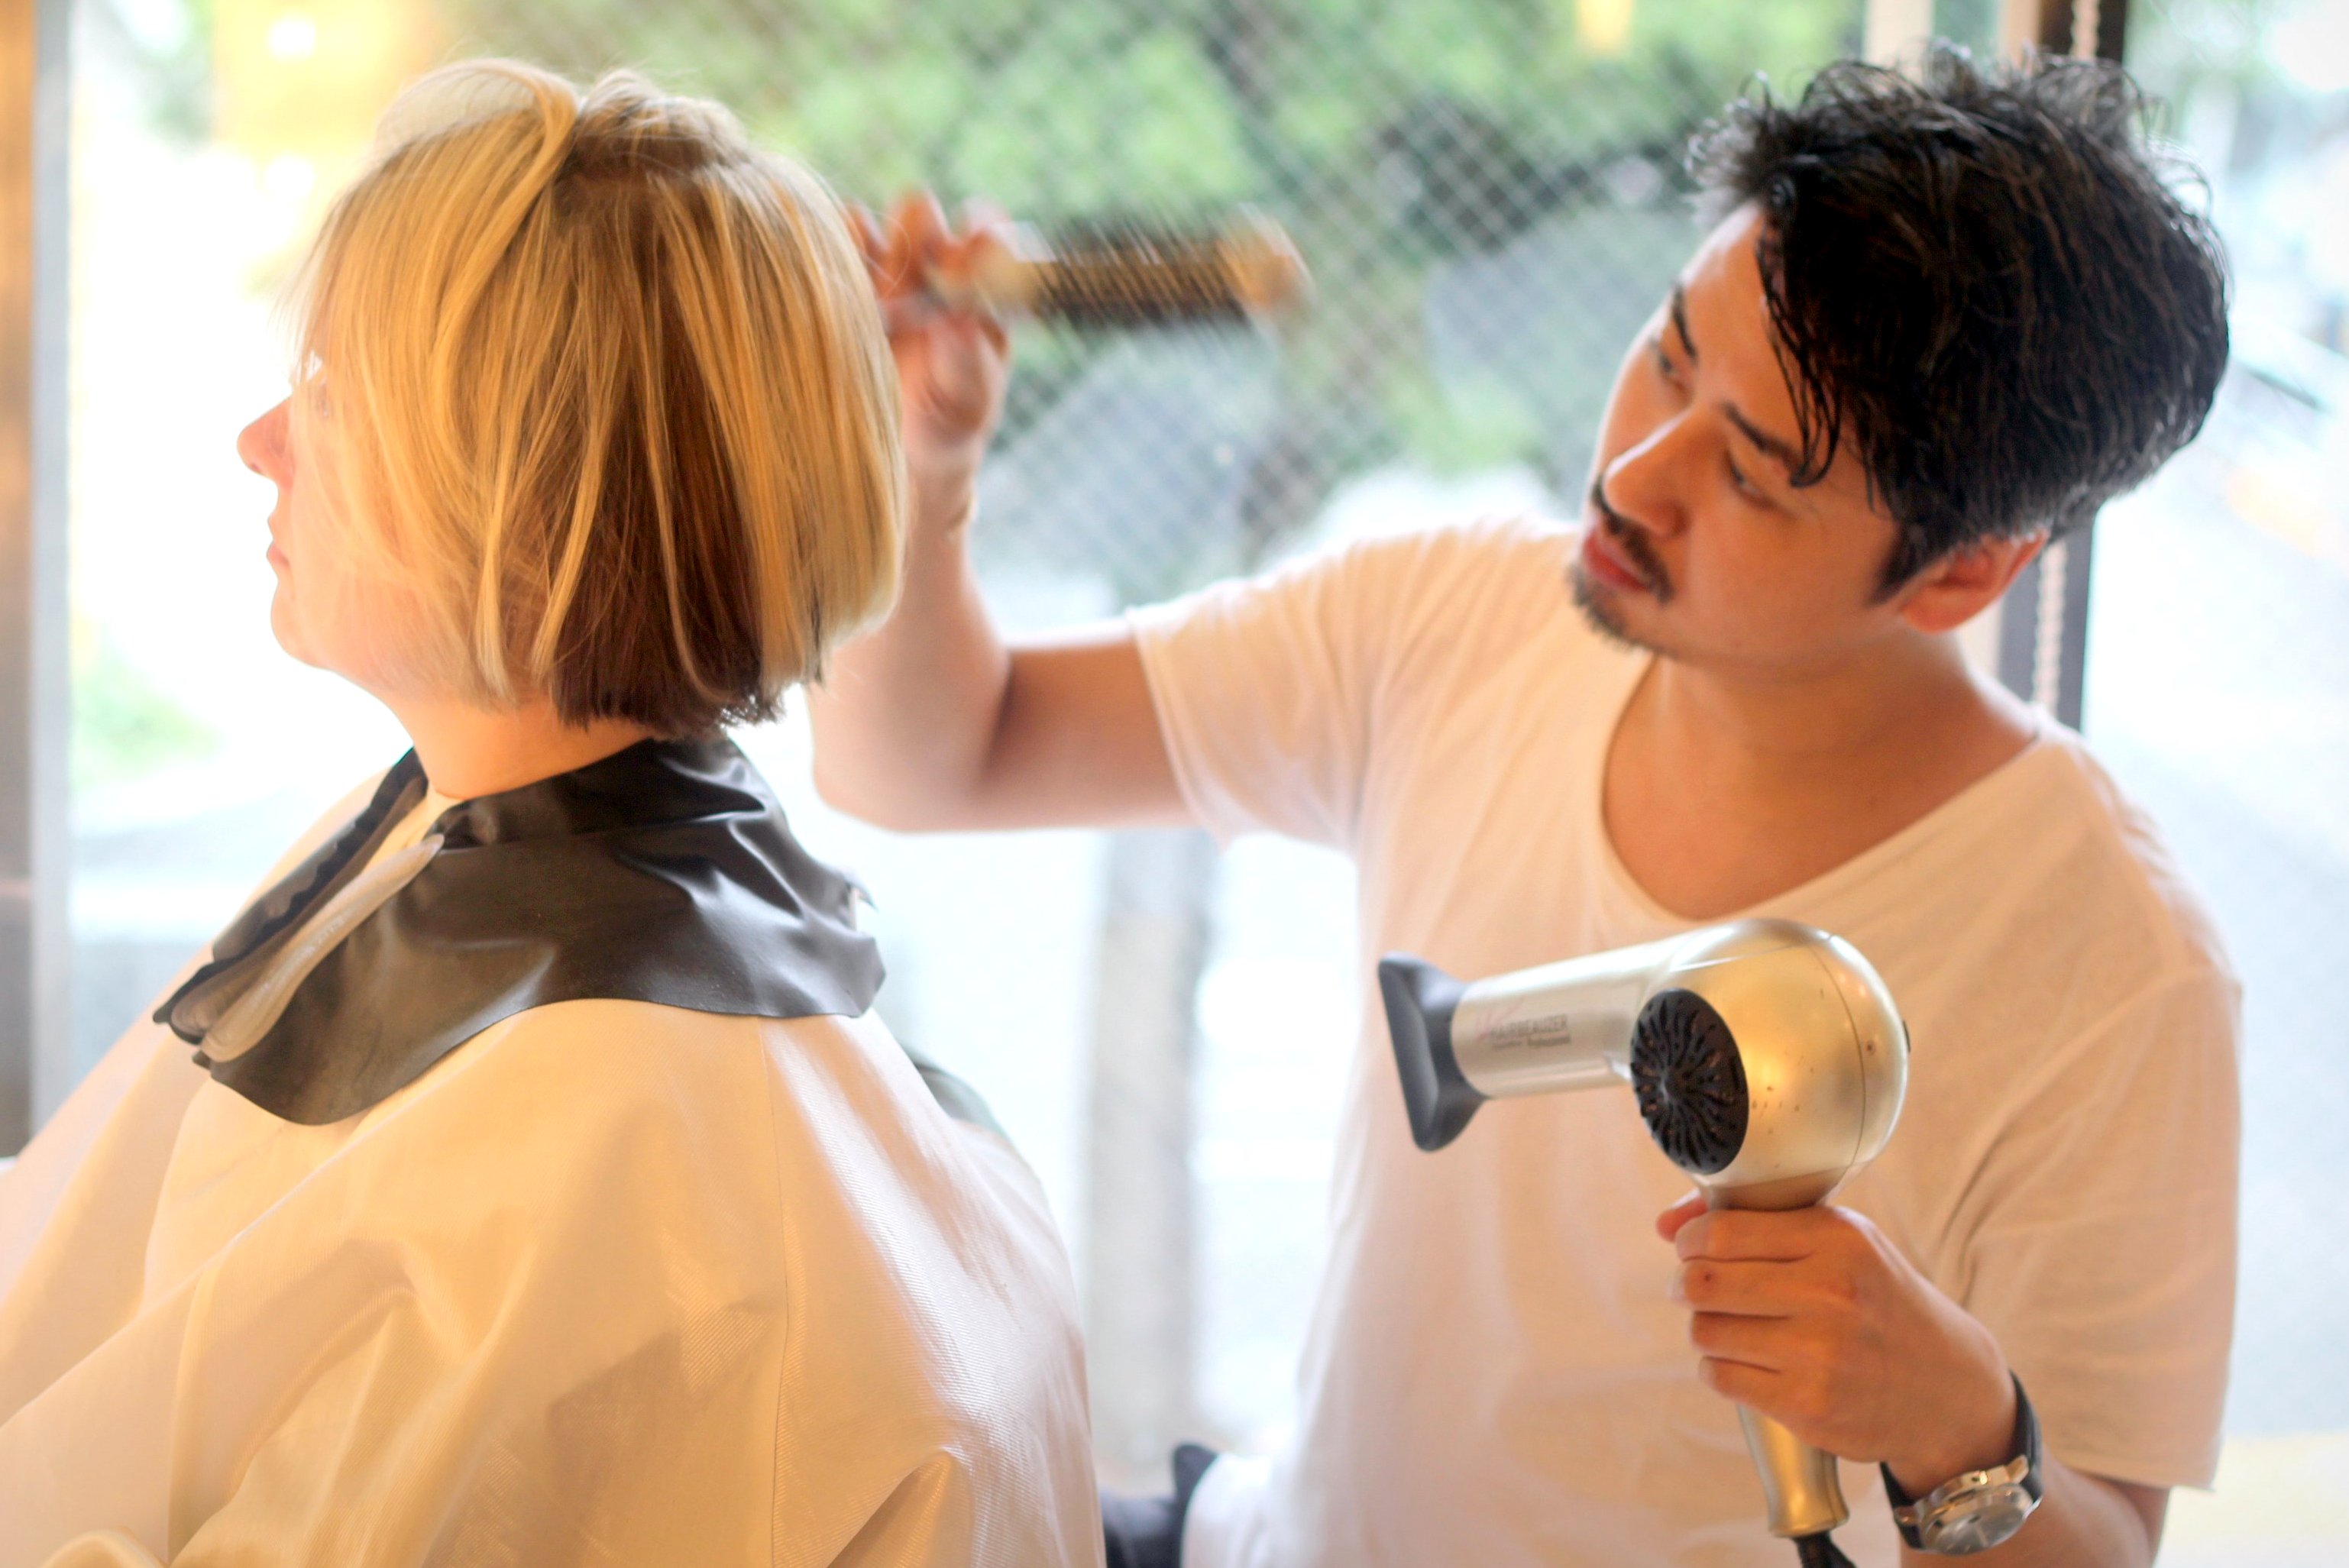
[1592,650,2056,928]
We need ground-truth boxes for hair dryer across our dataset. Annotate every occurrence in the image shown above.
[1379,918,1907,1568]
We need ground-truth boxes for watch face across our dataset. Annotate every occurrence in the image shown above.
[1919,1482,2036,1554]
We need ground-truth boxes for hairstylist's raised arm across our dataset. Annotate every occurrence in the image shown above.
[809,195,1188,832]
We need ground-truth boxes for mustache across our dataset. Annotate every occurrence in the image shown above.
[1586,478,1671,600]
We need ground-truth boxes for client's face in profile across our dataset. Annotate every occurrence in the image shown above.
[235,387,429,699]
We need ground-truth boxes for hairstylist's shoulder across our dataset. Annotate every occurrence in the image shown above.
[1124,513,1574,848]
[2004,728,2237,994]
[1131,512,1576,681]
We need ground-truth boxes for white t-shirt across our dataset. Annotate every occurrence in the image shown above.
[0,781,1105,1567]
[1131,516,2240,1568]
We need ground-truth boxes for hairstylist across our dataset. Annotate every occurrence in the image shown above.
[814,49,2240,1568]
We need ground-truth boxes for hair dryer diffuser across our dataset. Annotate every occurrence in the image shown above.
[1379,919,1909,1563]
[1630,988,1752,1175]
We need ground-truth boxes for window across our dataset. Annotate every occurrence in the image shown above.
[2085,3,2349,1557]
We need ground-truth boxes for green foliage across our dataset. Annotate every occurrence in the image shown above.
[1386,371,1542,477]
[441,0,1859,212]
[73,635,219,792]
[98,0,218,143]
[1931,0,2000,55]
[424,0,1869,590]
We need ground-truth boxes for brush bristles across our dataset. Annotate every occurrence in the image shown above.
[1029,224,1253,325]
[938,212,1308,328]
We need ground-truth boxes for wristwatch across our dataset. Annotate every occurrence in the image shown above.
[1881,1375,2045,1554]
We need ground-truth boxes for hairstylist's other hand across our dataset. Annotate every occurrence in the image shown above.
[851,192,1012,534]
[1656,1194,2018,1498]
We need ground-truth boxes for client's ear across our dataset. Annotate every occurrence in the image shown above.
[1896,534,2047,636]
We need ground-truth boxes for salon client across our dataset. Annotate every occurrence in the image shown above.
[0,62,1100,1566]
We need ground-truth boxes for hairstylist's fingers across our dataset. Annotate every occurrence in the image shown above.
[879,294,937,335]
[1696,1354,1781,1410]
[895,190,949,261]
[1687,1310,1796,1372]
[914,200,1008,341]
[875,202,915,298]
[956,196,1014,254]
[1671,1207,1823,1264]
[879,191,946,297]
[959,310,1012,364]
[963,202,1019,276]
[849,202,889,269]
[1655,1190,1707,1241]
[1671,1256,1805,1316]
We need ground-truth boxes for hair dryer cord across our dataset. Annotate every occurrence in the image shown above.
[1793,1531,1857,1568]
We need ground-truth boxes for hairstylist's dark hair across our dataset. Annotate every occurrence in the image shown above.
[1687,46,2230,587]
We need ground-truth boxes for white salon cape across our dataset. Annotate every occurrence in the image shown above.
[0,791,1105,1566]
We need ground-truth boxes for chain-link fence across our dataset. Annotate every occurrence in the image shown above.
[404,0,1869,1478]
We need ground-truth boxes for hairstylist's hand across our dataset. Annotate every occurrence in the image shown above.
[850,192,1012,535]
[1656,1194,2018,1498]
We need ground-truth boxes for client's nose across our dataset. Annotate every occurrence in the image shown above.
[237,398,293,482]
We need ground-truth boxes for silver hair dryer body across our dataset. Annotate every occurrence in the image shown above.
[1380,919,1908,1559]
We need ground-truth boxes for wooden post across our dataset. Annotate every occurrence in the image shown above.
[0,0,70,1153]
[1988,0,2127,726]
[1864,0,1937,70]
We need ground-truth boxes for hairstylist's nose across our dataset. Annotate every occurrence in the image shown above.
[238,399,293,484]
[1599,425,1691,540]
[1606,453,1681,545]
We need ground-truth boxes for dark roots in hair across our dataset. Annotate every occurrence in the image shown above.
[1687,45,2231,588]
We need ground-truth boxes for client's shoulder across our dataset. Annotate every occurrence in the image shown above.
[429,1002,1031,1203]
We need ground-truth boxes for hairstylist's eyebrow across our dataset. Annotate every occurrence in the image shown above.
[1668,285,1697,364]
[1724,402,1802,475]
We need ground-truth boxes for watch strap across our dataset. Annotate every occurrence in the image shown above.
[1881,1374,2043,1550]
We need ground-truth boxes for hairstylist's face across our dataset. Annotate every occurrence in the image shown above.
[1572,205,2009,671]
[236,390,422,693]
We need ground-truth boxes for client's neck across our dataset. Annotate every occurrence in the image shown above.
[387,694,660,800]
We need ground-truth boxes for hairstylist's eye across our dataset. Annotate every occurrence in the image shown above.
[1726,455,1767,503]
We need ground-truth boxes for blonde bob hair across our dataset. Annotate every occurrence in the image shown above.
[290,60,902,734]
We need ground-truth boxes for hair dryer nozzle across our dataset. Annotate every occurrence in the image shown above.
[1379,955,1485,1150]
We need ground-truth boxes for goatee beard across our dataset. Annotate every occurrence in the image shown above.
[1569,560,1658,653]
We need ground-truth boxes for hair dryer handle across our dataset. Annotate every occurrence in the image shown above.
[1737,1406,1850,1539]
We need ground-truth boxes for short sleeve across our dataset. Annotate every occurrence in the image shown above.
[1127,519,1568,851]
[1953,965,2241,1490]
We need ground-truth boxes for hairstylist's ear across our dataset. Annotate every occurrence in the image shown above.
[1896,534,2046,636]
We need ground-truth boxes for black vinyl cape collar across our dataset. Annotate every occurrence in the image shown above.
[156,735,885,1126]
